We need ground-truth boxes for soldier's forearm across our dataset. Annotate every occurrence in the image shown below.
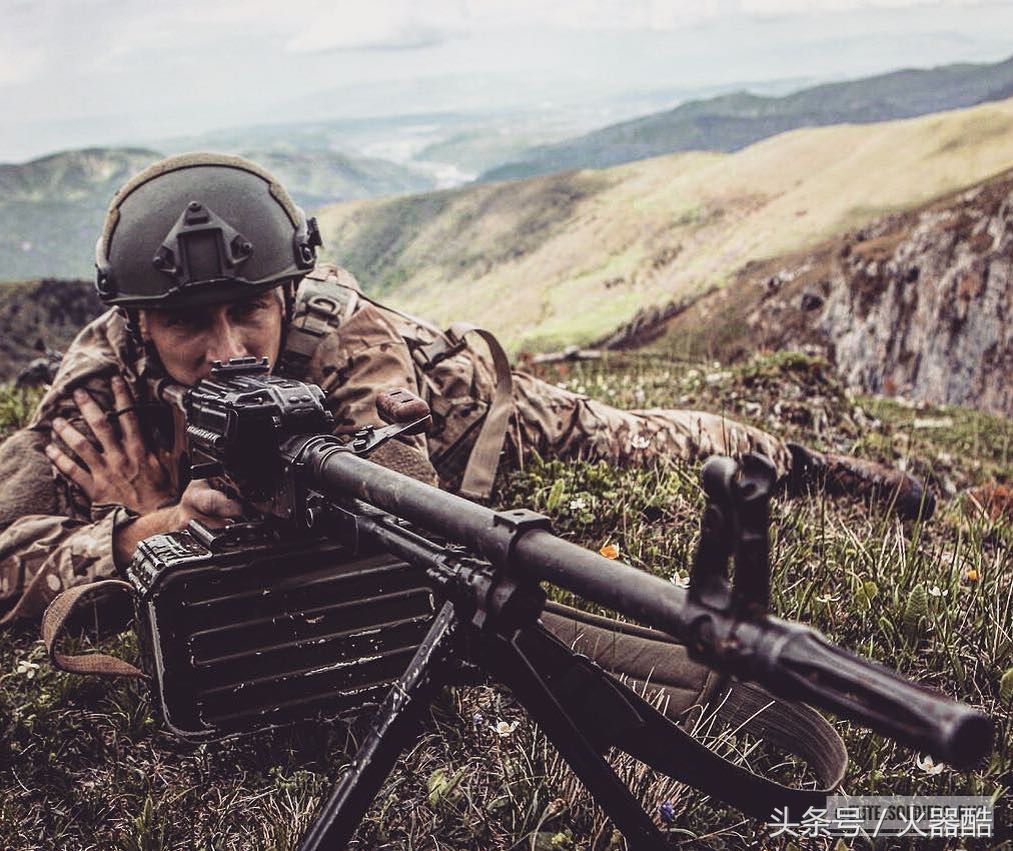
[113,506,181,568]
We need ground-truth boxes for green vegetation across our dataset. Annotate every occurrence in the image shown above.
[321,170,610,299]
[1,352,1009,849]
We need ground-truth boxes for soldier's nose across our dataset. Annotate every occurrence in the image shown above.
[206,330,248,365]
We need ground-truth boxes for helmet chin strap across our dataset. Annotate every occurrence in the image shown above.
[119,307,168,380]
[275,279,298,373]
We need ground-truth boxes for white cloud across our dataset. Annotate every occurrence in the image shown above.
[282,0,992,53]
[286,3,451,52]
[0,44,45,87]
[283,0,733,53]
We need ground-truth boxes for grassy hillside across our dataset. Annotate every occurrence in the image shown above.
[1,353,1009,849]
[484,54,1013,181]
[317,97,1013,353]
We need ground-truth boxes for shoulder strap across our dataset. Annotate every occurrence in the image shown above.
[616,676,847,820]
[411,321,515,500]
[277,265,361,380]
[279,267,516,498]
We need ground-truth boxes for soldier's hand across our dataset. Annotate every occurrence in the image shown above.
[111,479,244,568]
[173,479,244,528]
[46,377,174,514]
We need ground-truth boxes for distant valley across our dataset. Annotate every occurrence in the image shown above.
[4,53,1013,284]
[4,100,1011,419]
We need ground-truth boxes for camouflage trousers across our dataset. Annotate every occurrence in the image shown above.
[506,371,791,476]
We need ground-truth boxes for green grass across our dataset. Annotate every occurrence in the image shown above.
[0,354,1010,849]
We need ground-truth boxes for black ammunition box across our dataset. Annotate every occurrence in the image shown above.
[126,522,436,740]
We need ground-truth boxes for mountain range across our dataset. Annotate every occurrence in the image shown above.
[0,147,434,281]
[483,54,1013,181]
[5,54,1013,284]
[3,92,1011,421]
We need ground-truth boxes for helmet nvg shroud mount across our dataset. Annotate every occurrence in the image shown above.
[95,153,321,308]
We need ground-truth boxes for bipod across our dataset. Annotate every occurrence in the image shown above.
[297,516,671,850]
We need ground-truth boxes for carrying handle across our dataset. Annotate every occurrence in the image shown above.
[41,581,147,679]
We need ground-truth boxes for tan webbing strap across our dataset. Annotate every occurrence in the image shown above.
[444,322,515,500]
[712,680,848,794]
[278,269,359,380]
[41,581,147,679]
[344,288,517,499]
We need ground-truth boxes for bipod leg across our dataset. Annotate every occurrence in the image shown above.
[483,624,666,851]
[298,601,460,851]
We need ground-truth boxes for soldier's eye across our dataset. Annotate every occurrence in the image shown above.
[230,300,268,322]
[164,313,206,330]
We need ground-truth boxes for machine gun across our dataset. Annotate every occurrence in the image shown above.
[132,357,992,850]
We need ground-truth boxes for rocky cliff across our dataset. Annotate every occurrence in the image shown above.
[821,178,1011,417]
[633,169,1013,418]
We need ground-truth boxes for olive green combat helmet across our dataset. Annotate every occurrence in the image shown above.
[95,153,321,308]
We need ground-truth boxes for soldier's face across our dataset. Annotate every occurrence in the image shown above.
[140,291,284,386]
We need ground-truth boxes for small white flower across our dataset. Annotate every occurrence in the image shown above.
[16,660,40,680]
[672,573,691,589]
[629,434,652,450]
[915,754,945,775]
[492,720,519,737]
[568,497,588,511]
[633,388,646,403]
[928,586,948,598]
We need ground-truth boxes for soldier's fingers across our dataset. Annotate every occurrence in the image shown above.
[52,417,103,469]
[187,481,244,519]
[111,376,145,456]
[72,387,123,459]
[45,443,95,491]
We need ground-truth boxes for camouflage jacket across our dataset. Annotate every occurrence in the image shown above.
[0,265,501,624]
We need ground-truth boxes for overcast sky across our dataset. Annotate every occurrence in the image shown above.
[1,0,1012,162]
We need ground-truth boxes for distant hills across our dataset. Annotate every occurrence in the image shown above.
[0,147,435,281]
[483,55,1013,181]
[315,97,1013,353]
[7,53,1013,284]
[5,98,1013,406]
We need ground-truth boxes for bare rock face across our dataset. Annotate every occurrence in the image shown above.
[820,180,1012,417]
[636,170,1013,417]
